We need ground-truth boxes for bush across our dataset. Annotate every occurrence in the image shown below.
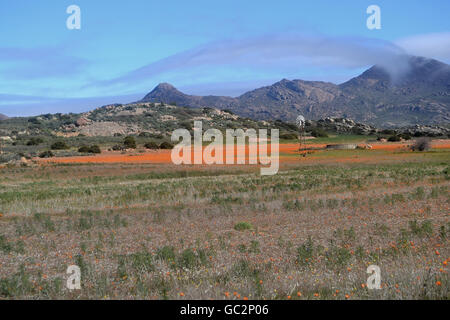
[78,146,90,153]
[51,141,69,150]
[123,136,136,149]
[400,133,412,141]
[144,141,159,150]
[234,222,253,231]
[279,133,298,140]
[381,129,396,135]
[159,142,174,150]
[26,138,44,146]
[79,145,101,154]
[112,144,125,151]
[388,135,401,142]
[39,151,54,158]
[89,145,101,154]
[411,138,431,152]
[310,128,328,138]
[180,121,193,131]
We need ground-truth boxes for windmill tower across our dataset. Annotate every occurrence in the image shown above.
[296,115,306,154]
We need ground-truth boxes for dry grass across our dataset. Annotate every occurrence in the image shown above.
[0,149,449,300]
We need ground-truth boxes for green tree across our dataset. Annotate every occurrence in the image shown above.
[123,136,137,149]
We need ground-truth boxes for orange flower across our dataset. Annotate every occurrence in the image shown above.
[436,281,441,286]
[225,292,230,298]
[361,283,366,288]
[435,250,440,256]
[179,292,185,297]
[242,296,247,300]
[345,294,350,299]
[443,260,448,266]
[395,284,399,289]
[297,291,302,297]
[233,292,238,296]
[314,293,319,297]
[335,290,340,294]
[259,280,263,285]
[287,295,291,300]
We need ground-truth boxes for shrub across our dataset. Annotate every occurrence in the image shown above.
[112,144,125,151]
[156,246,176,262]
[381,129,396,135]
[123,136,136,149]
[78,145,101,154]
[310,128,328,138]
[159,142,174,150]
[280,133,298,140]
[129,251,154,272]
[411,138,431,152]
[78,146,90,153]
[89,145,101,154]
[400,133,412,141]
[388,135,401,142]
[51,141,69,150]
[180,121,193,131]
[39,151,54,158]
[26,138,44,146]
[325,246,352,268]
[144,141,159,150]
[177,249,198,269]
[234,222,253,231]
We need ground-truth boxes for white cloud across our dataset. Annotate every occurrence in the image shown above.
[93,33,407,89]
[396,32,450,62]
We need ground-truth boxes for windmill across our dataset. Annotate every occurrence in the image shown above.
[296,115,306,154]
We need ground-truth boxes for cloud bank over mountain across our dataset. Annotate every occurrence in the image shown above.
[396,32,450,62]
[95,33,407,89]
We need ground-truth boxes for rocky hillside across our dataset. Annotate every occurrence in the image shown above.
[0,102,290,138]
[0,113,8,121]
[141,56,450,127]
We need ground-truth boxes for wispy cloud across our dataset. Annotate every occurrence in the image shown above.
[93,33,406,89]
[0,46,89,79]
[0,93,143,117]
[395,32,450,62]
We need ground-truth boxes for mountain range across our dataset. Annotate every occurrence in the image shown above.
[0,114,8,121]
[141,56,450,127]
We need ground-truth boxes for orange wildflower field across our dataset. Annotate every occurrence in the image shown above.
[36,140,450,165]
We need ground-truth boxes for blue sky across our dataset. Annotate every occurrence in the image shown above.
[1,0,449,116]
